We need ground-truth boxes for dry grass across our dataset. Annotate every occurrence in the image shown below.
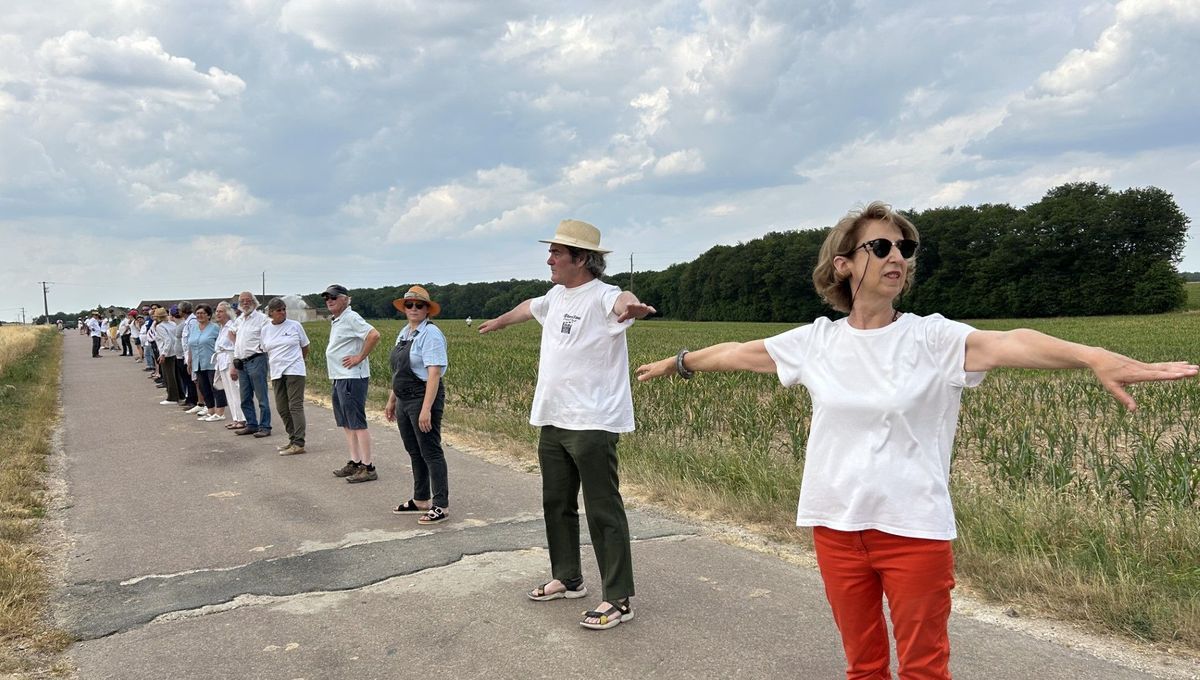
[0,327,72,676]
[0,327,44,377]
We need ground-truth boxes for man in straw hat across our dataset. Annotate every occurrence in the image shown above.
[479,218,656,631]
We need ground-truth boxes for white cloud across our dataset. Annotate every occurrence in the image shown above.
[37,31,245,107]
[654,148,705,176]
[974,0,1200,153]
[130,169,266,218]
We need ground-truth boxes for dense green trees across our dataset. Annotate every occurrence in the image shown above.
[615,182,1189,321]
[301,182,1187,322]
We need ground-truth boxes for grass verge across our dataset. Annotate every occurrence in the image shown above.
[0,327,71,675]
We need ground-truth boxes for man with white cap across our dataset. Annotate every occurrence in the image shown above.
[322,284,383,483]
[479,218,656,631]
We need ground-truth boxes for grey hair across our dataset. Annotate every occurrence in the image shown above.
[238,291,260,309]
[266,297,286,313]
[215,301,233,318]
[566,246,607,278]
[178,301,194,315]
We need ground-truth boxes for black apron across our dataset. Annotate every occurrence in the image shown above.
[390,326,445,404]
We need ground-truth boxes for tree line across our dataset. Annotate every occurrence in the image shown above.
[611,182,1190,321]
[305,183,1188,322]
[33,183,1191,324]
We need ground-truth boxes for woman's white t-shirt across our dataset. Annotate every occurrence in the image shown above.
[262,319,310,380]
[762,313,986,540]
[529,279,635,433]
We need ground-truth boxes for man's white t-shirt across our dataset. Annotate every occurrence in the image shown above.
[762,313,986,541]
[262,319,310,380]
[326,307,374,380]
[529,278,635,433]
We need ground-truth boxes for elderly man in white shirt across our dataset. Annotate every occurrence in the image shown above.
[230,291,273,438]
[322,284,382,483]
[86,312,103,358]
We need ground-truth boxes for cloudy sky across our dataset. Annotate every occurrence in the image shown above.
[3,0,1199,320]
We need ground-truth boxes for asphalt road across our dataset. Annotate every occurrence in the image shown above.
[50,336,1198,679]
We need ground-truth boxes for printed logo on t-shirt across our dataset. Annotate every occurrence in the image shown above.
[560,313,581,335]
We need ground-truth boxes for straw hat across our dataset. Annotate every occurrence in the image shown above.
[538,219,611,254]
[392,285,441,317]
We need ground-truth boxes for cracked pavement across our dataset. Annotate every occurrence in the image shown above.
[53,338,1195,679]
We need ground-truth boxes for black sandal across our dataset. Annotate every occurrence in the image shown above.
[417,507,448,525]
[580,599,633,630]
[392,499,425,514]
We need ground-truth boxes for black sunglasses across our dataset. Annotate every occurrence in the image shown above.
[855,238,919,259]
[403,301,427,309]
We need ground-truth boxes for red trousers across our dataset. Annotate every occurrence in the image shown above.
[813,527,955,680]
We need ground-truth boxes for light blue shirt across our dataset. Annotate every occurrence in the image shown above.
[395,319,448,381]
[188,322,220,371]
[326,307,375,380]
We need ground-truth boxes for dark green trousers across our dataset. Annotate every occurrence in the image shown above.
[538,425,635,602]
[272,374,306,446]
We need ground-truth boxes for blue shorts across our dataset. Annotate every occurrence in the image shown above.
[332,378,369,430]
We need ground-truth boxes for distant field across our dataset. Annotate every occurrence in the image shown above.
[301,312,1200,648]
[1186,281,1200,310]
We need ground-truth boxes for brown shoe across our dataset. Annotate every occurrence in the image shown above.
[279,444,306,456]
[346,466,378,483]
[333,461,361,478]
[234,427,259,436]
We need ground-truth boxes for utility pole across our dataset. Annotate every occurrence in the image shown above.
[20,308,26,325]
[629,253,634,293]
[262,272,266,297]
[39,281,50,325]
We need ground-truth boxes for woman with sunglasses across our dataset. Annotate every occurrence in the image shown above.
[634,201,1196,680]
[385,286,451,525]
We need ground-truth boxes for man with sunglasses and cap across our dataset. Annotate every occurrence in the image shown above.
[479,219,656,631]
[322,284,383,483]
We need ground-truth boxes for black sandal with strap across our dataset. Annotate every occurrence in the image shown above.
[392,499,425,513]
[528,576,587,601]
[580,599,633,630]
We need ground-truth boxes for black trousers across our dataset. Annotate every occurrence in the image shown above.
[120,335,133,355]
[91,336,101,357]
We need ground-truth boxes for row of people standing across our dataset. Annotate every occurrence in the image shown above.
[119,287,452,526]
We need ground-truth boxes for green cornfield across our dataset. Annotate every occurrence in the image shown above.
[303,312,1200,647]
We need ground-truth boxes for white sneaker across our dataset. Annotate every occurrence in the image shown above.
[197,407,209,416]
[185,405,202,414]
[159,400,175,405]
[203,414,226,422]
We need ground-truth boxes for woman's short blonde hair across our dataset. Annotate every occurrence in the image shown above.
[812,201,919,313]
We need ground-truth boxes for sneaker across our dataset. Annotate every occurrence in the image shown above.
[203,414,226,422]
[276,443,291,451]
[196,407,209,417]
[234,427,259,436]
[346,466,378,483]
[252,430,271,438]
[185,405,202,414]
[159,400,175,405]
[279,444,306,456]
[333,461,361,478]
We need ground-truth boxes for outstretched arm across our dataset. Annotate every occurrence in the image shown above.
[613,291,657,323]
[965,329,1198,411]
[478,299,534,334]
[636,340,777,381]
